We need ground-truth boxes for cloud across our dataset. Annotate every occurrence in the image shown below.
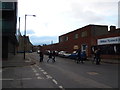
[18,0,119,45]
[29,36,58,45]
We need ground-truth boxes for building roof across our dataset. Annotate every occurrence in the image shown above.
[59,24,108,37]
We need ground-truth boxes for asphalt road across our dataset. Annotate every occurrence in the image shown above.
[2,52,118,88]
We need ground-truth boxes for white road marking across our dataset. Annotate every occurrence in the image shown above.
[59,86,63,88]
[33,70,37,73]
[35,73,39,76]
[41,70,44,72]
[35,65,38,67]
[37,77,42,79]
[52,79,58,84]
[43,72,47,75]
[38,68,41,70]
[46,75,52,79]
[1,78,14,80]
[1,78,32,81]
[32,68,35,70]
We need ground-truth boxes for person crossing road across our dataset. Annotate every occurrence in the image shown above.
[47,51,55,63]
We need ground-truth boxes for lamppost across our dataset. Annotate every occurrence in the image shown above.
[24,14,36,59]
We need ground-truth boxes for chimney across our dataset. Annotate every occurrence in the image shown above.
[110,26,116,32]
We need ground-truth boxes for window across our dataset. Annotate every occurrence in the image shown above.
[65,36,68,41]
[74,34,78,39]
[59,36,68,42]
[59,37,63,42]
[91,44,120,55]
[1,2,15,10]
[81,31,87,37]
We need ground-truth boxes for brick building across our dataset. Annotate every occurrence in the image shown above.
[42,24,120,59]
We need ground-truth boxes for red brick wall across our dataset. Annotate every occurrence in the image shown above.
[42,25,120,59]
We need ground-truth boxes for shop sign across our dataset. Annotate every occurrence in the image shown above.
[98,37,120,45]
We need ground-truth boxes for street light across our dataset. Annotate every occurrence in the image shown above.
[24,14,36,59]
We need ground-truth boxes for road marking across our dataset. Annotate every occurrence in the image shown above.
[46,75,52,79]
[41,70,44,72]
[37,77,42,79]
[38,68,42,70]
[35,65,38,67]
[87,72,99,75]
[1,78,33,81]
[33,70,37,73]
[36,66,42,70]
[35,73,39,76]
[32,68,35,70]
[43,72,47,75]
[1,78,14,80]
[59,86,64,90]
[52,79,58,84]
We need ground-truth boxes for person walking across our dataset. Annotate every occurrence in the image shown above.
[39,51,44,62]
[92,49,97,64]
[81,51,86,64]
[76,49,81,64]
[52,51,56,63]
[47,51,53,63]
[95,48,101,65]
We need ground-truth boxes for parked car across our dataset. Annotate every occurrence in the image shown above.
[58,51,71,58]
[68,51,78,59]
[45,50,50,55]
[69,51,87,60]
[54,50,59,56]
[27,50,32,53]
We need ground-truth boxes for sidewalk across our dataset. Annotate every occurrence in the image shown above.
[87,58,120,64]
[2,53,36,68]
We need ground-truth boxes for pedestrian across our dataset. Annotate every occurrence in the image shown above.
[81,51,86,63]
[39,51,44,62]
[76,49,81,64]
[92,49,97,64]
[95,48,101,65]
[47,51,53,63]
[52,51,56,63]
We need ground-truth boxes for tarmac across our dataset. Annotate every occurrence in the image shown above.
[2,53,120,68]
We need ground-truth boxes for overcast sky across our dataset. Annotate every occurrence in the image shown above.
[17,0,119,45]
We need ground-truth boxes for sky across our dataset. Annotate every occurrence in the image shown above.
[17,0,119,45]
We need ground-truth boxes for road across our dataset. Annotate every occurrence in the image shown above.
[2,52,118,88]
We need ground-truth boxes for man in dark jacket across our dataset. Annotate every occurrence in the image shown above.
[76,49,81,64]
[52,51,56,63]
[39,51,44,62]
[95,48,101,65]
[47,51,53,63]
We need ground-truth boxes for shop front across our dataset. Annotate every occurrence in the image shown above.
[91,36,120,59]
